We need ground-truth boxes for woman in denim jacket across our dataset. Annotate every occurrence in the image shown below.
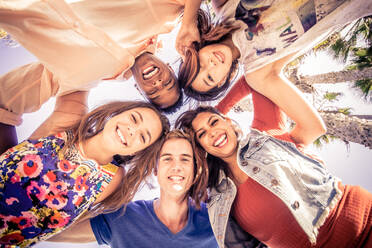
[176,57,372,248]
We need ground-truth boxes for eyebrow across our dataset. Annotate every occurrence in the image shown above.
[147,130,152,144]
[134,111,143,122]
[195,115,214,133]
[167,79,176,92]
[150,79,175,100]
[160,153,193,158]
[203,79,212,87]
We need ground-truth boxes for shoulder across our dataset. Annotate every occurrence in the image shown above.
[189,202,210,221]
[119,199,155,219]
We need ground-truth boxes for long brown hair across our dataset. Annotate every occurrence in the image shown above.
[156,130,209,209]
[175,106,233,192]
[178,9,239,101]
[61,101,170,214]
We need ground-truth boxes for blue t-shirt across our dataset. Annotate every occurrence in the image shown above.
[90,199,218,248]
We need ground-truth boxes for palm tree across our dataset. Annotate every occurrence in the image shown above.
[319,111,372,149]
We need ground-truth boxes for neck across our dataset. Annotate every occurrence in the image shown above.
[221,35,240,61]
[80,134,113,165]
[222,150,248,186]
[154,195,189,234]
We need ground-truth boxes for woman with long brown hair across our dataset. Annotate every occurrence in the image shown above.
[0,91,170,247]
[175,74,372,248]
[178,0,372,102]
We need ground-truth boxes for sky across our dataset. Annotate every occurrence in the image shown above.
[1,25,372,247]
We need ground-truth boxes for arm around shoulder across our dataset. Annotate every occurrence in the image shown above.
[47,218,96,243]
[244,56,326,146]
[29,91,89,140]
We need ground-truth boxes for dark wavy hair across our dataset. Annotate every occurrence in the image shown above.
[178,9,240,101]
[175,106,232,191]
[62,101,170,213]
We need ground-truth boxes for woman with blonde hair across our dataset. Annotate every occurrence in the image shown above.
[0,91,170,247]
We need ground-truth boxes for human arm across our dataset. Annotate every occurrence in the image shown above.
[211,0,228,12]
[29,91,89,140]
[176,0,202,58]
[47,218,96,243]
[244,55,326,146]
[0,123,17,154]
[215,76,252,114]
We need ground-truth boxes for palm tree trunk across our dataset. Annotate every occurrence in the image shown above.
[319,112,372,149]
[299,67,372,85]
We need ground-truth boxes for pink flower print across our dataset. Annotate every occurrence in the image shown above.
[0,231,24,245]
[10,173,21,183]
[26,181,48,201]
[57,160,77,173]
[43,171,57,184]
[47,211,70,229]
[5,197,19,206]
[17,154,43,178]
[9,212,37,230]
[49,181,68,195]
[72,195,84,207]
[74,175,90,192]
[45,193,68,210]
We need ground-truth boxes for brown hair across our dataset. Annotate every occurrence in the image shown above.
[61,101,170,214]
[156,130,209,209]
[178,9,240,101]
[175,106,233,191]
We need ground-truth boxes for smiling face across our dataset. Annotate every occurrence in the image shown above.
[101,107,163,156]
[191,44,233,93]
[131,53,180,109]
[191,112,238,159]
[157,138,194,199]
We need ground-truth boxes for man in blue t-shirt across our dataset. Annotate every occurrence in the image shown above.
[49,130,218,248]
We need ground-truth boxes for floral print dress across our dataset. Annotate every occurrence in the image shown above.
[0,131,118,247]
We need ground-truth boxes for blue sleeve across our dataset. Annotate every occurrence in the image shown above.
[90,214,112,245]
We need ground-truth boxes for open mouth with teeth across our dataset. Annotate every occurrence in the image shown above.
[213,134,228,147]
[116,127,127,146]
[142,65,159,80]
[168,175,185,182]
[168,176,185,191]
[213,51,225,63]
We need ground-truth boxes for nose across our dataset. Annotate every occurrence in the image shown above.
[152,78,162,87]
[209,57,217,67]
[208,128,217,139]
[171,160,182,172]
[127,125,135,137]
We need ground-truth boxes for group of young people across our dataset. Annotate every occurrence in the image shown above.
[1,0,372,247]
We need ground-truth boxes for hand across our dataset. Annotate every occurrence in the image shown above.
[175,22,200,60]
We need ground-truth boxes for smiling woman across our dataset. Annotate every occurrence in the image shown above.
[0,94,170,247]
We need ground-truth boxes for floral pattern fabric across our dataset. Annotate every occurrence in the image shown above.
[0,132,118,247]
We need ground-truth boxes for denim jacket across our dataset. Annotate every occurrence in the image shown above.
[207,129,342,248]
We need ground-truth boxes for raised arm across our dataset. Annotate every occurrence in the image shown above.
[175,0,202,57]
[29,91,89,140]
[244,55,326,146]
[48,218,96,243]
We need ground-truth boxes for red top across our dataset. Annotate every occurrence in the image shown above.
[215,76,372,247]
